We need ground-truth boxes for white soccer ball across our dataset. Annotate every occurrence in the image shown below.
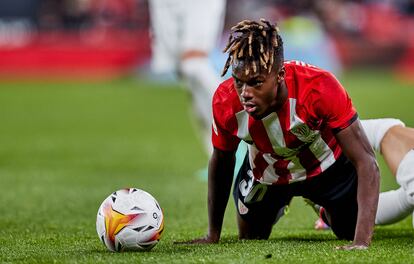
[96,188,164,252]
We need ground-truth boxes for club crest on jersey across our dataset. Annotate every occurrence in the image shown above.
[238,199,249,215]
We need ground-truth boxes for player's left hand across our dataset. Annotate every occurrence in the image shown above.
[335,244,368,250]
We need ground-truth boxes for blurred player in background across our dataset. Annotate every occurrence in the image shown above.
[312,119,414,230]
[148,0,226,152]
[183,19,379,250]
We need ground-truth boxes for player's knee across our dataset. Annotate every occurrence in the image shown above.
[334,231,354,241]
[236,215,272,240]
[326,207,357,241]
[179,56,220,96]
[179,56,209,79]
[330,222,355,241]
[360,118,405,152]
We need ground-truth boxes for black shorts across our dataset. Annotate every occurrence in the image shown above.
[233,153,358,240]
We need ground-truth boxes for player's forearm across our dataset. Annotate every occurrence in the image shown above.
[207,150,235,241]
[354,160,380,246]
[207,180,232,241]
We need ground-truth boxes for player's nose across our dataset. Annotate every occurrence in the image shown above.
[241,84,253,100]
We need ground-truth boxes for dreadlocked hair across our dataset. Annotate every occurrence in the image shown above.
[221,18,283,77]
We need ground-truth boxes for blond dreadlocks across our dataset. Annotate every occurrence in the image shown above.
[221,18,283,77]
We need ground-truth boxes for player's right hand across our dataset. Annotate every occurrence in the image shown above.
[335,243,369,250]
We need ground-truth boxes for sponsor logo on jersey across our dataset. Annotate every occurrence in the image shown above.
[290,123,318,143]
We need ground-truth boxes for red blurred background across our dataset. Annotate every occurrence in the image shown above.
[0,0,413,81]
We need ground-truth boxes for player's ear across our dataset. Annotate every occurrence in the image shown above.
[277,66,285,83]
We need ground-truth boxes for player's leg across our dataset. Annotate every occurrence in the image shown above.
[376,187,413,225]
[375,125,414,225]
[310,122,414,228]
[360,118,405,155]
[178,0,226,152]
[181,55,220,144]
[147,0,180,75]
[380,125,414,175]
[376,149,414,225]
[303,155,358,240]
[358,119,414,226]
[233,154,292,239]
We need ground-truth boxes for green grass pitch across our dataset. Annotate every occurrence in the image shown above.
[0,70,413,263]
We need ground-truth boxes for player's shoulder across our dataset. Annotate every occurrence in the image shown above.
[213,78,242,123]
[284,60,346,112]
[213,78,238,104]
[215,78,235,94]
[284,60,333,79]
[284,60,341,95]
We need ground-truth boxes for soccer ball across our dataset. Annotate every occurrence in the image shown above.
[96,188,164,252]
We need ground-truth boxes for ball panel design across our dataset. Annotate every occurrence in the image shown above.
[96,188,164,252]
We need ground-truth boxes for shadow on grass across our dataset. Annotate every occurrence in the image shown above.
[183,232,339,245]
[167,228,413,250]
[87,245,200,255]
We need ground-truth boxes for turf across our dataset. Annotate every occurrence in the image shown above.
[0,70,413,263]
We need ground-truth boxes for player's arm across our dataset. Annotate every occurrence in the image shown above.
[335,120,380,249]
[177,147,236,244]
[177,87,239,244]
[313,72,380,249]
[205,147,236,242]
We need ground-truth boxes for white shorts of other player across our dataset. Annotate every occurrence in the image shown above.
[360,118,405,153]
[375,150,414,226]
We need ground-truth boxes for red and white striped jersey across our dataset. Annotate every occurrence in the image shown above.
[212,60,357,185]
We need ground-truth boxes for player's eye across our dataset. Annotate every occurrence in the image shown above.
[247,81,263,87]
[252,81,263,87]
[234,79,244,88]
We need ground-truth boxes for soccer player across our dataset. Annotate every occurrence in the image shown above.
[185,19,380,250]
[313,119,414,229]
[372,121,414,227]
[148,0,226,152]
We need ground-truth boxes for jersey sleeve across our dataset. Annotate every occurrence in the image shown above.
[312,72,358,133]
[211,93,241,151]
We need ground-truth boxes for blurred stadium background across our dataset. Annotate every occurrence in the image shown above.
[0,0,413,80]
[1,0,414,262]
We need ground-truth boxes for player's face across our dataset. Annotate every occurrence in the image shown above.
[232,60,285,120]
